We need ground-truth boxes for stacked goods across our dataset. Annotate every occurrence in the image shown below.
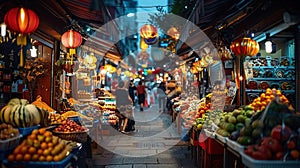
[61,111,93,121]
[32,95,56,113]
[248,88,291,112]
[241,97,300,160]
[182,98,202,128]
[0,123,19,140]
[216,105,253,138]
[54,120,87,133]
[243,121,300,160]
[49,113,67,125]
[53,120,88,143]
[195,101,211,119]
[0,98,50,128]
[107,114,118,125]
[90,101,117,111]
[235,90,294,146]
[6,128,72,162]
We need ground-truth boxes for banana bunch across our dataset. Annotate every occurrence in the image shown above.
[62,111,93,121]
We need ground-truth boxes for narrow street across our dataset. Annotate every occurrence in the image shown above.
[91,104,196,168]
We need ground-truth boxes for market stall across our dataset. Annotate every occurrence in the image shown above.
[0,94,119,167]
[187,87,300,168]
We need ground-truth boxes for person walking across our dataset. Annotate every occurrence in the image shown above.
[128,80,136,105]
[136,80,146,112]
[157,82,167,112]
[115,80,133,134]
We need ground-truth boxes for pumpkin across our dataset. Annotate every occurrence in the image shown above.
[0,98,50,128]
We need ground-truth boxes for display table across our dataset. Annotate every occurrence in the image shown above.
[198,130,224,168]
[190,126,201,166]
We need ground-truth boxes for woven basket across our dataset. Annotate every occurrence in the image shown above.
[53,129,89,143]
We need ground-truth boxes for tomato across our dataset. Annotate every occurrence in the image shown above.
[244,144,260,158]
[257,145,272,160]
[274,151,283,160]
[287,139,296,149]
[252,151,265,160]
[244,145,255,156]
[271,125,292,142]
[261,137,283,153]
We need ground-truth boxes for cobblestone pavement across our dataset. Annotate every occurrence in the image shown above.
[91,104,197,168]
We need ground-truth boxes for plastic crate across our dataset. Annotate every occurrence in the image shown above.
[226,138,245,152]
[18,125,40,136]
[241,152,300,168]
[0,135,22,152]
[2,153,74,168]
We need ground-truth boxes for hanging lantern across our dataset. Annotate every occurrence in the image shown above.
[140,24,158,39]
[230,37,259,57]
[144,37,158,45]
[167,27,180,40]
[4,7,39,34]
[104,64,117,73]
[61,29,82,55]
[4,7,39,67]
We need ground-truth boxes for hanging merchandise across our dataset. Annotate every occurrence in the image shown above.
[84,52,97,69]
[218,46,232,61]
[230,37,259,57]
[199,46,218,66]
[63,53,74,74]
[243,57,253,80]
[4,7,39,67]
[167,27,180,40]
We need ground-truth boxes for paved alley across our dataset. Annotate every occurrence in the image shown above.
[90,104,196,168]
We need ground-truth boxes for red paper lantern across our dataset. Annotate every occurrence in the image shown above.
[61,29,82,49]
[230,37,259,57]
[140,24,158,39]
[4,7,39,34]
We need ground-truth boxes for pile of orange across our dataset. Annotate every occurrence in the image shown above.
[249,88,290,111]
[7,128,71,162]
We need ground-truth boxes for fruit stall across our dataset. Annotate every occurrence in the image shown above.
[0,95,119,167]
[183,87,300,168]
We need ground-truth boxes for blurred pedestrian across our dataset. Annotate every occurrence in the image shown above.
[157,82,167,112]
[115,80,133,134]
[128,79,136,105]
[136,80,146,111]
